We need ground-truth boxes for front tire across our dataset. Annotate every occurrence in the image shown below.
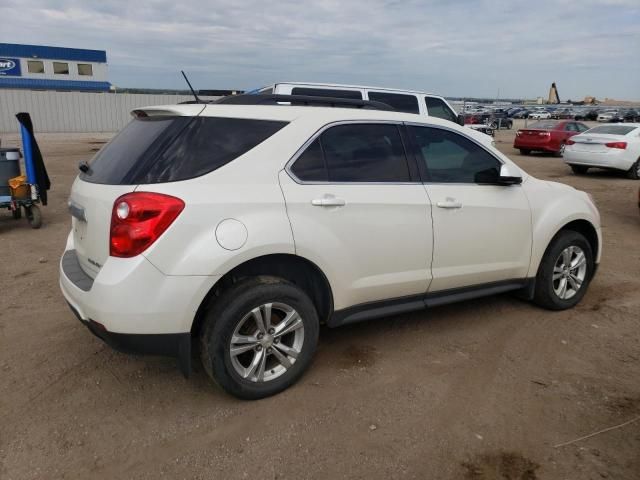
[627,160,640,180]
[533,230,594,310]
[200,276,319,400]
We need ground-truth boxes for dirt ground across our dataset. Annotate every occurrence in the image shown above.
[1,120,639,480]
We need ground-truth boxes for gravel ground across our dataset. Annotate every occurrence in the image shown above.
[0,121,639,479]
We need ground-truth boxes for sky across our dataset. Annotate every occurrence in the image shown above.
[1,0,639,100]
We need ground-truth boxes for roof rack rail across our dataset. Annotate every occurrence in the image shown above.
[215,94,395,111]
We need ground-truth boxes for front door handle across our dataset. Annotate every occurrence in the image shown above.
[436,199,463,209]
[311,196,346,207]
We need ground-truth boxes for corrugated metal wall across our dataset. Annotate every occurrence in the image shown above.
[0,90,212,133]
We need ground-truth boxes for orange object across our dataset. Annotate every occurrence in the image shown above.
[8,175,26,189]
[8,175,30,199]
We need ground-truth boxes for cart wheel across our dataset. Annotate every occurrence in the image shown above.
[12,207,22,220]
[25,205,42,229]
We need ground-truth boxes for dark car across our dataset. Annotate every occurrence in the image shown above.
[487,111,513,129]
[512,109,530,119]
[514,120,590,156]
[624,110,640,122]
[551,109,574,120]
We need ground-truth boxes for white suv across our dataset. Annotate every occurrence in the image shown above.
[60,96,601,399]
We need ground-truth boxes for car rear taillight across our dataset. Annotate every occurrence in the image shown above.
[110,192,185,258]
[566,139,575,145]
[605,141,627,149]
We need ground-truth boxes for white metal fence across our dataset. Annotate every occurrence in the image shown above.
[0,90,215,133]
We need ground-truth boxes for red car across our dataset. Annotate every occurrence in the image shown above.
[514,120,590,156]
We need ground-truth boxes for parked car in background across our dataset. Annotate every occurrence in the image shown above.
[564,124,640,179]
[623,110,640,123]
[529,111,552,120]
[597,110,623,123]
[512,109,531,119]
[514,120,590,156]
[487,111,513,129]
[574,109,599,121]
[551,109,575,120]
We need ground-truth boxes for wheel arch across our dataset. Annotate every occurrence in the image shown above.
[191,253,334,338]
[532,217,600,277]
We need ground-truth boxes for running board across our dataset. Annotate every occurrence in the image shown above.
[328,279,532,328]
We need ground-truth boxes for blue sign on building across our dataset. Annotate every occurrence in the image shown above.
[0,58,21,76]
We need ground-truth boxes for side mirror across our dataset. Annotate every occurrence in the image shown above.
[498,164,522,185]
[457,113,465,126]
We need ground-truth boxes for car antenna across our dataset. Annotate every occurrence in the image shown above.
[181,70,202,103]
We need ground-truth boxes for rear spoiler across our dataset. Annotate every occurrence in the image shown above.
[130,105,206,118]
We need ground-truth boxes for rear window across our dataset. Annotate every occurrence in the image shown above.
[290,87,363,100]
[367,92,419,114]
[81,116,287,184]
[586,125,637,135]
[528,121,558,130]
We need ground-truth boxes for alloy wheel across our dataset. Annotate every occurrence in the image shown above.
[229,302,304,383]
[553,246,587,300]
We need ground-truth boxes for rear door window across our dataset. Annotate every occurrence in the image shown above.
[367,92,419,114]
[81,116,288,185]
[289,123,411,183]
[424,97,458,123]
[291,87,363,99]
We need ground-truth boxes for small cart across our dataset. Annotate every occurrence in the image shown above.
[1,113,49,229]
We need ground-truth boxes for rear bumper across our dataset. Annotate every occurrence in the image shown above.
[66,300,192,376]
[59,236,219,374]
[513,138,556,152]
[564,149,633,171]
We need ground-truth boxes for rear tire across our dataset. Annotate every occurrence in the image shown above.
[555,142,566,157]
[570,165,589,175]
[533,230,594,310]
[519,149,531,155]
[627,160,640,180]
[200,276,319,400]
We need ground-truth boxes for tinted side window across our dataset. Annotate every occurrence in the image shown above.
[291,87,363,100]
[290,139,327,182]
[577,123,589,132]
[368,92,419,114]
[424,97,457,123]
[320,124,410,182]
[410,126,501,183]
[82,117,288,185]
[565,123,578,132]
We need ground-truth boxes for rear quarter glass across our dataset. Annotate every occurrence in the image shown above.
[80,116,288,185]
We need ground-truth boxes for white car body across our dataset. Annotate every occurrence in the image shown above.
[564,123,640,173]
[59,102,601,391]
[529,111,551,120]
[260,82,496,139]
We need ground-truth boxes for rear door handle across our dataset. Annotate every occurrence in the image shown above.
[311,196,346,207]
[436,200,463,209]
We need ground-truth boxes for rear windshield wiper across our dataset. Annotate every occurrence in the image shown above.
[78,161,90,173]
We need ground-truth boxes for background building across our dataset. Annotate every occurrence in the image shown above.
[0,43,110,92]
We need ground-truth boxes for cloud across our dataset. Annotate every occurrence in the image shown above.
[1,0,639,100]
